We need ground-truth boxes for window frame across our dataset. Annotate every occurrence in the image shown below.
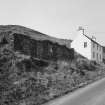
[100,46,101,51]
[97,44,98,50]
[97,53,98,61]
[84,42,87,48]
[93,42,95,48]
[93,52,95,58]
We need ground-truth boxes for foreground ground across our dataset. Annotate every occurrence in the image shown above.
[44,77,105,105]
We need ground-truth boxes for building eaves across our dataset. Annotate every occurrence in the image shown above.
[83,34,102,47]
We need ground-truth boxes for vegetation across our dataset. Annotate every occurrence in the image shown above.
[0,25,105,105]
[0,46,105,105]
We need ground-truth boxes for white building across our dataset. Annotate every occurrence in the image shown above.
[71,27,103,63]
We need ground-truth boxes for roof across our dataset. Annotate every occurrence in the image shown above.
[83,34,102,47]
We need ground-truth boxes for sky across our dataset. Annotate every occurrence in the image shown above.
[0,0,105,45]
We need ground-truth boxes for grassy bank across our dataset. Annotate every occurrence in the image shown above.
[0,47,105,105]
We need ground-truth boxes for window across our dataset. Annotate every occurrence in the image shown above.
[93,42,95,48]
[93,52,95,58]
[50,47,53,53]
[97,53,98,61]
[84,42,87,48]
[100,55,101,60]
[97,44,98,50]
[100,46,101,51]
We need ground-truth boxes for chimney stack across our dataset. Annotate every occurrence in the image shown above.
[92,36,96,41]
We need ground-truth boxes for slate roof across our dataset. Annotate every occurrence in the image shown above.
[83,34,102,47]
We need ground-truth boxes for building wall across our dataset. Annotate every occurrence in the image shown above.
[71,30,103,63]
[91,41,103,62]
[13,33,74,61]
[102,46,105,63]
[103,52,105,63]
[71,30,91,60]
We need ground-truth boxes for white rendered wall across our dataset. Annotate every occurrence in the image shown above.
[71,30,91,60]
[91,41,103,62]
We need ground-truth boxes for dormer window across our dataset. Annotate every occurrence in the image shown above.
[84,42,87,48]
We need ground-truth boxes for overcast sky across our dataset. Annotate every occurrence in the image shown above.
[0,0,105,45]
